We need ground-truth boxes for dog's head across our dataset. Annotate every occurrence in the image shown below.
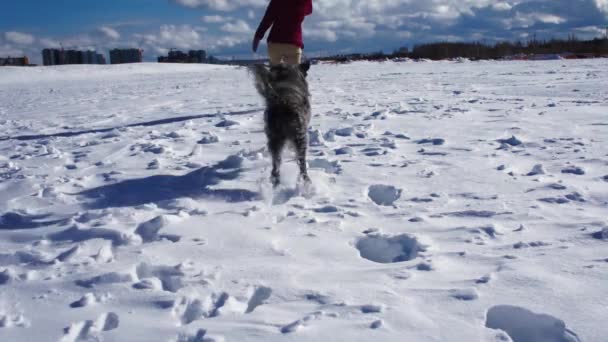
[250,62,310,99]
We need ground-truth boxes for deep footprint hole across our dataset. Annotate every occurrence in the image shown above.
[485,305,581,342]
[356,234,426,263]
[368,185,402,206]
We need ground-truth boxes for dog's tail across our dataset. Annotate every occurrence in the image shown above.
[249,64,278,101]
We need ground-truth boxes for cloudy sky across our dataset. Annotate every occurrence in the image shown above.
[1,0,607,63]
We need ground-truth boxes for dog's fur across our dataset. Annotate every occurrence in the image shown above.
[250,62,312,187]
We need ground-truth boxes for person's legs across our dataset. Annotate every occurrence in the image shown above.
[267,43,302,65]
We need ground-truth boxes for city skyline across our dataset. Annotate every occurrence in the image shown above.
[1,0,607,64]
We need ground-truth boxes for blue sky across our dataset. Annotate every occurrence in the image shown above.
[1,0,607,63]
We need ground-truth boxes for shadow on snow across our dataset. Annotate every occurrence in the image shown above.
[78,155,259,209]
[0,212,69,230]
[0,108,260,142]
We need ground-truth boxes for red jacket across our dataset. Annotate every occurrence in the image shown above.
[255,0,313,49]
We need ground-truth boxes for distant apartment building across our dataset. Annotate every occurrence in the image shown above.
[42,48,63,65]
[0,56,30,66]
[42,48,105,66]
[158,49,208,63]
[64,50,83,64]
[109,48,143,64]
[188,50,207,63]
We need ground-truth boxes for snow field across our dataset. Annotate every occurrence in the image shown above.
[0,59,607,341]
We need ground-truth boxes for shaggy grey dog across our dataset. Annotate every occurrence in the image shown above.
[250,62,311,187]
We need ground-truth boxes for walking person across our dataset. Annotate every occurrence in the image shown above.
[252,0,313,65]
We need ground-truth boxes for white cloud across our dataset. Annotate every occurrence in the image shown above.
[97,26,121,40]
[213,36,247,48]
[39,38,61,48]
[397,31,412,39]
[155,25,203,49]
[4,31,35,45]
[511,12,567,28]
[575,25,604,33]
[595,0,608,13]
[0,43,25,56]
[305,28,338,42]
[492,2,512,11]
[173,0,608,45]
[536,14,567,24]
[220,19,252,34]
[172,0,266,11]
[132,24,246,55]
[307,16,376,43]
[202,15,228,23]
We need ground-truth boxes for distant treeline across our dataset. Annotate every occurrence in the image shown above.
[410,37,608,60]
[318,37,608,63]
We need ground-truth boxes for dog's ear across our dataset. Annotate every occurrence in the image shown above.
[299,61,311,76]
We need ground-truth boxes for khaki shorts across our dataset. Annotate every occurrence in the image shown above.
[268,42,302,65]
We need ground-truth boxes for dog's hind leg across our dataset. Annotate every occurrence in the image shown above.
[294,132,310,184]
[268,137,285,187]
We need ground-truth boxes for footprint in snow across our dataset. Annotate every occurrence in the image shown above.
[262,179,316,205]
[172,293,230,325]
[442,210,513,218]
[360,304,384,313]
[175,329,224,342]
[0,308,28,328]
[370,320,384,329]
[308,129,325,146]
[356,233,427,264]
[513,241,551,249]
[215,119,239,128]
[485,305,581,342]
[244,286,273,313]
[61,312,119,342]
[476,274,493,284]
[368,185,402,206]
[334,146,354,156]
[308,158,342,174]
[76,271,137,288]
[450,288,479,301]
[561,166,585,175]
[135,215,181,243]
[131,142,166,155]
[416,138,445,146]
[334,127,354,137]
[172,287,272,325]
[538,193,584,205]
[280,311,324,334]
[526,164,546,176]
[49,224,140,247]
[69,293,111,308]
[461,225,501,245]
[361,146,386,157]
[591,228,608,240]
[496,135,523,149]
[197,132,219,145]
[134,262,189,293]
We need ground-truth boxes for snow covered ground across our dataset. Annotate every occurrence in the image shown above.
[0,59,607,342]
